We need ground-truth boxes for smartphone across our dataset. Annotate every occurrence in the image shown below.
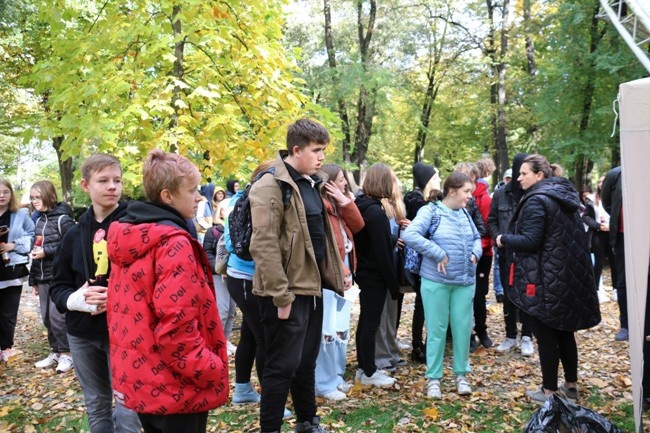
[0,225,8,232]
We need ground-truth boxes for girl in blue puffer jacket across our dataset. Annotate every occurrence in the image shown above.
[402,171,482,400]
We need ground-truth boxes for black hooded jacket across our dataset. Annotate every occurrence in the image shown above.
[488,153,529,251]
[29,202,76,285]
[50,202,128,339]
[501,177,600,331]
[353,193,400,298]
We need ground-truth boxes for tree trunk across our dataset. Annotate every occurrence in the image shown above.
[494,0,510,184]
[52,136,73,207]
[323,0,357,191]
[523,0,538,77]
[484,0,510,183]
[169,3,184,152]
[573,2,606,189]
[352,0,376,185]
[414,67,439,165]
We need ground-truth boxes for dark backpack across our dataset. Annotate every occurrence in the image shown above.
[229,167,292,261]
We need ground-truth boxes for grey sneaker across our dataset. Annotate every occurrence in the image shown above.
[559,383,579,402]
[294,416,328,433]
[527,387,553,404]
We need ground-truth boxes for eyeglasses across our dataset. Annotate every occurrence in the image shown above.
[29,196,42,202]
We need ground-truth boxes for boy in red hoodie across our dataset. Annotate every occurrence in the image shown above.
[106,149,228,433]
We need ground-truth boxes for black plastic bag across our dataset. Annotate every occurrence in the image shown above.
[524,395,622,433]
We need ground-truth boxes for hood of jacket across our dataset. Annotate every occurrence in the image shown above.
[111,201,191,266]
[78,201,128,229]
[526,177,580,213]
[46,201,74,219]
[505,153,529,202]
[354,193,383,216]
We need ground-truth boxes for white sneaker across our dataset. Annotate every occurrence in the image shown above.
[456,375,472,395]
[427,379,442,399]
[612,290,618,301]
[496,337,518,352]
[226,341,237,356]
[597,289,610,303]
[397,340,412,351]
[521,336,534,357]
[354,369,363,382]
[322,389,347,401]
[56,354,74,373]
[0,348,17,362]
[35,352,59,368]
[360,370,396,388]
[337,382,353,393]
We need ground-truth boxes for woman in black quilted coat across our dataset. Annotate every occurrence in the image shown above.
[496,154,600,404]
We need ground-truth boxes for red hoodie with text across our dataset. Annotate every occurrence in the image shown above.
[106,201,228,415]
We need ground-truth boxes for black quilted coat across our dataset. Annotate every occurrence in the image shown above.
[501,177,601,332]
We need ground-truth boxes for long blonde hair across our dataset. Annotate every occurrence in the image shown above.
[381,170,405,222]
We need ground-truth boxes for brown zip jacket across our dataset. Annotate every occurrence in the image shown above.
[249,152,345,307]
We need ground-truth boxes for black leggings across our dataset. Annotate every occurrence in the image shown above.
[227,276,265,384]
[473,255,493,336]
[530,317,578,391]
[0,285,22,350]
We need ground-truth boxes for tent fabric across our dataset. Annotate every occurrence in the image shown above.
[619,76,650,433]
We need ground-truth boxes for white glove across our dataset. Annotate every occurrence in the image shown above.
[66,286,98,313]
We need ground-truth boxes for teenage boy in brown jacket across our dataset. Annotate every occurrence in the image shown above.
[249,118,344,433]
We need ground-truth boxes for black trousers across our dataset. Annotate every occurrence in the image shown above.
[411,278,425,349]
[356,278,388,377]
[227,276,264,384]
[499,253,532,339]
[614,232,628,329]
[0,285,22,350]
[473,255,493,336]
[530,317,578,391]
[138,412,208,433]
[258,294,322,432]
[642,267,650,398]
[591,230,617,289]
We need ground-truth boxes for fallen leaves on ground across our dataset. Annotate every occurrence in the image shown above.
[1,276,647,432]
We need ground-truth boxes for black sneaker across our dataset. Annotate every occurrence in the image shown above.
[477,332,493,348]
[496,294,504,303]
[469,335,480,353]
[411,345,426,364]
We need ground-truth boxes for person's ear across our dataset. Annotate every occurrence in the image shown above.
[292,145,302,157]
[80,179,89,193]
[160,189,173,206]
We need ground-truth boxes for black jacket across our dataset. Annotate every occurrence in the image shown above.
[501,177,600,331]
[488,153,529,252]
[29,202,76,285]
[601,166,622,246]
[50,202,128,339]
[354,193,400,298]
[202,224,224,271]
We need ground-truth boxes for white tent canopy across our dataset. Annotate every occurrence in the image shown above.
[619,76,650,433]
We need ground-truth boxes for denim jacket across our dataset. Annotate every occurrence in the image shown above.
[5,208,35,266]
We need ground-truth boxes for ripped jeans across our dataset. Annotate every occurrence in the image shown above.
[315,289,351,395]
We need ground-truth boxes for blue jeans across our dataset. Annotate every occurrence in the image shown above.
[493,247,503,296]
[67,334,141,433]
[315,289,350,395]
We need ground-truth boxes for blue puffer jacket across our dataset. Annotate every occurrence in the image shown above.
[402,202,482,286]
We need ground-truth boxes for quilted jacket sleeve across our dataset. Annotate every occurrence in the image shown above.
[500,196,546,253]
[402,204,447,263]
